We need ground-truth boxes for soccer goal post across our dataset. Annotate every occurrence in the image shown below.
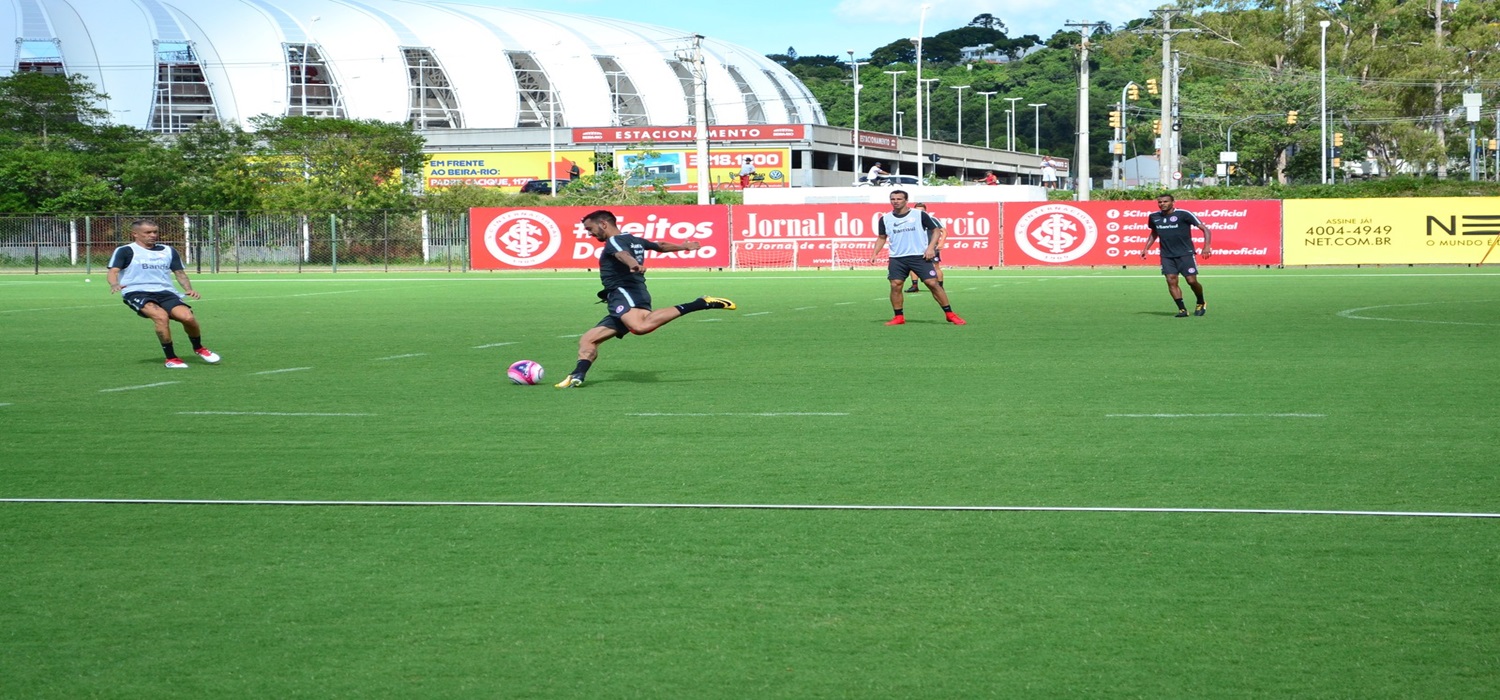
[729,240,890,271]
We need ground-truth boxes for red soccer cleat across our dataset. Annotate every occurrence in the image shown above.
[945,312,967,326]
[884,316,906,326]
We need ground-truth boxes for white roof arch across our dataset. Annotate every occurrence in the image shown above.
[0,0,825,132]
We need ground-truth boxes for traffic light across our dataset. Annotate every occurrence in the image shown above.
[1152,119,1162,135]
[1491,139,1499,151]
[1128,84,1140,101]
[1228,165,1237,175]
[1332,158,1342,168]
[1112,141,1125,155]
[1333,132,1344,147]
[1146,78,1158,95]
[1108,110,1121,128]
[1287,110,1299,125]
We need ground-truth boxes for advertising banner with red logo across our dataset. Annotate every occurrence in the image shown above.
[734,203,1002,267]
[1002,200,1282,266]
[615,148,791,190]
[470,206,731,270]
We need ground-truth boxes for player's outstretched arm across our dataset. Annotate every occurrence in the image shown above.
[655,241,702,254]
[1139,233,1159,258]
[870,235,888,262]
[1198,223,1213,257]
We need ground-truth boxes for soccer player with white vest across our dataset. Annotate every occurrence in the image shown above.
[1139,193,1213,317]
[869,190,965,326]
[107,219,221,368]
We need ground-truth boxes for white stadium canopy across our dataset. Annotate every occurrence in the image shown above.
[0,0,826,132]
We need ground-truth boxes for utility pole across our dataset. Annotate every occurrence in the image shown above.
[689,35,710,204]
[1139,10,1196,189]
[1066,20,1106,200]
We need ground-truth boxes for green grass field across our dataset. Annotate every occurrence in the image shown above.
[2,268,1497,697]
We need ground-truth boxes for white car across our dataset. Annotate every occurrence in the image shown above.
[853,174,921,187]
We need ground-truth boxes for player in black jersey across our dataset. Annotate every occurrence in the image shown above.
[555,210,736,388]
[1139,194,1212,317]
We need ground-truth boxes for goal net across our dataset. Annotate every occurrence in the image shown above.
[730,240,888,270]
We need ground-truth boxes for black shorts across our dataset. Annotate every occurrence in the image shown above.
[1161,255,1199,277]
[594,284,653,338]
[888,256,939,282]
[123,291,189,318]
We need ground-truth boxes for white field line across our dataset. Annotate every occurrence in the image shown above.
[793,306,816,311]
[251,367,312,375]
[473,342,518,349]
[835,302,857,306]
[99,381,181,393]
[695,318,723,322]
[1,303,117,314]
[0,403,11,407]
[558,333,584,338]
[1108,413,1325,418]
[224,289,368,301]
[374,353,426,361]
[177,411,373,417]
[629,412,850,417]
[743,311,772,316]
[2,497,1496,519]
[1337,300,1498,327]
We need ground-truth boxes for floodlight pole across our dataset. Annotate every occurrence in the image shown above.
[977,91,996,149]
[914,4,929,180]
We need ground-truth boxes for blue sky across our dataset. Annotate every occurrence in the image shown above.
[507,0,1164,58]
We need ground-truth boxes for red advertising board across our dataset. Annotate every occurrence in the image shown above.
[470,206,731,270]
[734,203,1002,267]
[571,124,808,144]
[1002,200,1282,266]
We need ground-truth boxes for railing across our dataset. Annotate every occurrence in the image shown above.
[0,211,472,273]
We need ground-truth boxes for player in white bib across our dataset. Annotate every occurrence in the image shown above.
[868,190,966,326]
[107,219,221,369]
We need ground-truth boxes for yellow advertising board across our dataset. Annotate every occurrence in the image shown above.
[615,147,792,191]
[424,151,595,191]
[1284,197,1500,265]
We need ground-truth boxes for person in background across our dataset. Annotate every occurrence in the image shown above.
[905,202,945,293]
[866,162,890,186]
[739,157,756,189]
[870,191,964,326]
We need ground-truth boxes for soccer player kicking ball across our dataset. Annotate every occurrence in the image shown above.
[870,190,965,326]
[1140,193,1212,317]
[555,209,736,388]
[107,219,222,368]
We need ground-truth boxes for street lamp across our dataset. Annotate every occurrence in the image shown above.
[1319,19,1330,184]
[951,85,970,144]
[920,78,939,140]
[977,91,996,148]
[1004,96,1022,151]
[1028,102,1047,155]
[548,86,557,197]
[883,70,905,135]
[848,51,869,174]
[914,3,930,177]
[416,57,426,130]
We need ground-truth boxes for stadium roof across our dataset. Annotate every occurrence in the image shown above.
[0,0,827,132]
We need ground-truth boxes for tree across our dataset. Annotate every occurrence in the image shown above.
[970,14,1006,32]
[249,116,427,211]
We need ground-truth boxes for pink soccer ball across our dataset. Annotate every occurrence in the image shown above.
[507,360,545,385]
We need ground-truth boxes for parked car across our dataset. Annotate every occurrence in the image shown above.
[519,178,574,195]
[853,174,921,187]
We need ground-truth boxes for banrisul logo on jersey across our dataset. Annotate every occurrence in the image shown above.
[481,209,563,267]
[1010,204,1098,263]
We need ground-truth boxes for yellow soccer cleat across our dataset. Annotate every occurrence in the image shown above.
[702,296,736,310]
[554,374,583,389]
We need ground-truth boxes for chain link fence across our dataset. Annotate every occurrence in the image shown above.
[0,211,471,274]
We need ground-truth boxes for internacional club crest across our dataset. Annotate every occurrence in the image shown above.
[1012,204,1098,263]
[484,209,563,267]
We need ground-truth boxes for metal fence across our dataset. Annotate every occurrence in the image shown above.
[0,211,472,273]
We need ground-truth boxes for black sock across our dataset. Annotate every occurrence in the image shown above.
[941,305,952,313]
[674,298,709,314]
[1194,294,1205,305]
[162,342,176,359]
[892,309,904,317]
[189,336,204,351]
[1175,298,1187,310]
[572,359,593,379]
